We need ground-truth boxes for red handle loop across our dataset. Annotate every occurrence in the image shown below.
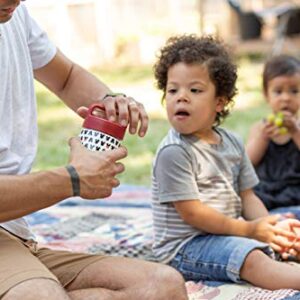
[82,103,127,140]
[87,103,105,117]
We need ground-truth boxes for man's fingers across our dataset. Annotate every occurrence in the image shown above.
[102,97,118,122]
[68,137,84,148]
[115,96,131,127]
[112,162,125,176]
[127,98,140,134]
[105,146,128,162]
[77,106,89,119]
[101,96,149,137]
[68,137,87,163]
[111,178,120,188]
[68,138,127,162]
[136,103,148,137]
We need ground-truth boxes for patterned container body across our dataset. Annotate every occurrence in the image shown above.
[79,127,121,152]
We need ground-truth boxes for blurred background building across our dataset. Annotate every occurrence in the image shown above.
[26,0,300,68]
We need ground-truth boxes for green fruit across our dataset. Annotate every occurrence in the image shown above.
[276,111,284,119]
[267,113,275,123]
[279,127,288,135]
[274,117,283,127]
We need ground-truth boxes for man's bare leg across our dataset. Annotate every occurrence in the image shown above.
[67,256,188,300]
[241,249,300,290]
[2,278,69,300]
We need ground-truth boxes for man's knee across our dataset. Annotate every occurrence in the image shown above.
[150,264,188,300]
[2,278,69,300]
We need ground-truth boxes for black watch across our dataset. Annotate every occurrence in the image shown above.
[102,92,126,100]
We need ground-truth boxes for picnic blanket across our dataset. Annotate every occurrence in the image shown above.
[26,185,300,300]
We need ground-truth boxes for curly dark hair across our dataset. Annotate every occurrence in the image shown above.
[154,35,237,126]
[263,55,300,94]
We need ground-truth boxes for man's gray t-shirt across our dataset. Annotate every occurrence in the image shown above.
[0,3,56,239]
[151,128,259,263]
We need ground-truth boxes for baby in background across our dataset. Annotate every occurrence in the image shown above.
[246,55,300,217]
[151,35,300,290]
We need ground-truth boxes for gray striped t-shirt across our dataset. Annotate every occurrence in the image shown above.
[151,128,259,263]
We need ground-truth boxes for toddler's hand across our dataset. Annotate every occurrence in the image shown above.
[249,215,297,252]
[275,218,300,260]
[281,111,300,135]
[262,119,281,139]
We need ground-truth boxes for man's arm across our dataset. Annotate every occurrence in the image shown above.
[33,50,148,136]
[0,138,127,222]
[33,49,110,112]
[0,167,71,222]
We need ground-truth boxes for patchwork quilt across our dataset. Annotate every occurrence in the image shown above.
[26,185,300,300]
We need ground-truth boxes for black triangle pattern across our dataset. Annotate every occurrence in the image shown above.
[79,128,120,152]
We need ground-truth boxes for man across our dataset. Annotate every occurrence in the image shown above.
[0,1,188,299]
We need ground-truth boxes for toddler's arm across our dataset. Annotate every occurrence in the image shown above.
[174,199,249,236]
[173,199,295,252]
[240,189,269,220]
[246,120,277,166]
[241,189,300,252]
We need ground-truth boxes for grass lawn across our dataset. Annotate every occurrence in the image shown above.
[34,58,270,187]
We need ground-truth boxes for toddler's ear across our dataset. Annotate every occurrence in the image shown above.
[216,97,228,112]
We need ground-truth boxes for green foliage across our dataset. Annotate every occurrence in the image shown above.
[118,118,170,185]
[223,102,269,143]
[90,65,153,85]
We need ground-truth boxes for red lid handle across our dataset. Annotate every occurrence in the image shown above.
[82,103,127,140]
[87,103,105,116]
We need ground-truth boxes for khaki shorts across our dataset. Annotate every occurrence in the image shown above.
[0,228,105,298]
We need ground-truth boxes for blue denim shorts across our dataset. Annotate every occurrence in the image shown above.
[169,235,275,283]
[270,206,300,220]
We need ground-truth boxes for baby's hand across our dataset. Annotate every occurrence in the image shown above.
[249,215,296,252]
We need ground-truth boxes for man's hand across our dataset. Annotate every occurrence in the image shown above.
[77,95,148,137]
[68,137,127,199]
